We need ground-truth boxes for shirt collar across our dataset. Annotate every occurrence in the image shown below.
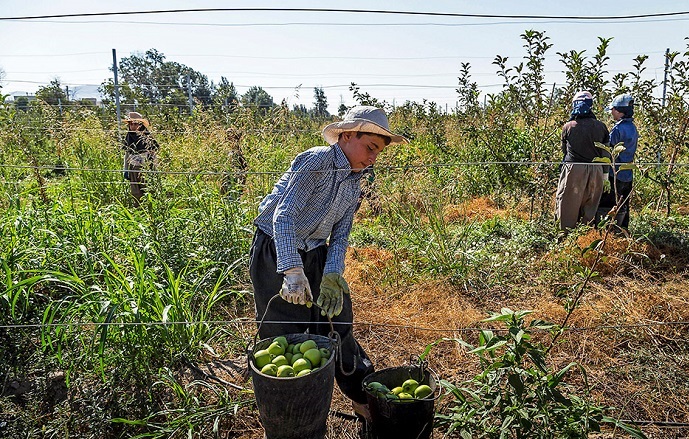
[333,143,364,180]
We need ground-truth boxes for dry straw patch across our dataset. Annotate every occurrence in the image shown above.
[443,196,529,222]
[576,229,664,276]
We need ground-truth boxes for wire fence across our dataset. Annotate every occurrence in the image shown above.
[1,318,688,332]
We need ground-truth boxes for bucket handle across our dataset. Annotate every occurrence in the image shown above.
[251,294,336,350]
[250,294,356,376]
[410,355,443,402]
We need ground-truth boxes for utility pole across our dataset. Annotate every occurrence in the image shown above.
[187,74,194,114]
[112,49,122,133]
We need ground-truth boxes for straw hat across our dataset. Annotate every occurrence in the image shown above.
[322,106,408,145]
[123,111,150,129]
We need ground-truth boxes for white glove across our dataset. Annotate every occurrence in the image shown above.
[280,267,313,306]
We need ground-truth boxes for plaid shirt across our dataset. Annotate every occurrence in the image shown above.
[254,144,363,274]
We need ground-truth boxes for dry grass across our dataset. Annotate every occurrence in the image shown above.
[205,208,689,438]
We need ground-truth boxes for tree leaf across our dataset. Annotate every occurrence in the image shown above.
[592,156,611,163]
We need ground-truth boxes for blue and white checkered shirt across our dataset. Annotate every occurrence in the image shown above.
[254,144,363,274]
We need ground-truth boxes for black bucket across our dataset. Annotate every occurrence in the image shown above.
[248,333,337,439]
[362,365,438,439]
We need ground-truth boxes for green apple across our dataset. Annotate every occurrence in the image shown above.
[292,343,302,354]
[299,339,318,354]
[303,348,321,366]
[319,357,328,368]
[286,344,296,355]
[402,379,419,394]
[267,341,285,356]
[319,347,330,359]
[292,358,311,374]
[391,386,404,395]
[260,363,278,376]
[273,336,288,350]
[290,353,303,365]
[366,381,391,397]
[414,384,433,399]
[277,365,295,377]
[398,392,414,402]
[271,355,289,367]
[253,349,272,369]
[284,352,293,363]
[296,369,311,377]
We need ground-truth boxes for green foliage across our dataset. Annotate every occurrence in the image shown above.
[241,85,275,111]
[112,367,253,438]
[436,308,647,439]
[36,78,69,106]
[2,30,689,438]
[312,86,329,119]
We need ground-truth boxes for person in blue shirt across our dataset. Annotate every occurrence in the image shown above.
[250,106,407,419]
[599,94,638,231]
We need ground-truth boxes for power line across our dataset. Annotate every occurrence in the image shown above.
[4,78,509,90]
[2,8,689,21]
[0,50,669,60]
[17,18,689,28]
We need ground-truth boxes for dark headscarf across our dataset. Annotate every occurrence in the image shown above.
[570,91,594,119]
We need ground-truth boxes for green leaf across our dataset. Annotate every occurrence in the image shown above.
[619,163,637,170]
[507,374,524,395]
[613,144,626,155]
[581,239,602,256]
[600,417,648,439]
[592,156,611,163]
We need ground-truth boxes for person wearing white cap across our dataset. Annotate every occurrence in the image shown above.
[598,93,638,231]
[250,106,407,419]
[122,111,159,207]
[556,91,610,231]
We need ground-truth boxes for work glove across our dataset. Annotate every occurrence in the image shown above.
[280,267,312,306]
[317,273,350,318]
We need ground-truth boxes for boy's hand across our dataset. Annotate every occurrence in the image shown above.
[280,267,312,306]
[317,273,350,318]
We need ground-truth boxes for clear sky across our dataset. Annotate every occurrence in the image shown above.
[1,1,689,115]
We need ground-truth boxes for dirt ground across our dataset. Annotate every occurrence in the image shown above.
[176,197,689,438]
[196,223,689,438]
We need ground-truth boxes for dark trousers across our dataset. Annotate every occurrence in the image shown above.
[599,176,633,229]
[249,228,374,403]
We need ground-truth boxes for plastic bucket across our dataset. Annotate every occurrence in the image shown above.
[248,333,337,439]
[362,365,438,439]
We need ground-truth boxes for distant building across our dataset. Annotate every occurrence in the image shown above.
[9,93,37,103]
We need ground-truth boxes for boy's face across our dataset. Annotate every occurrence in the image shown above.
[611,108,623,121]
[339,132,387,172]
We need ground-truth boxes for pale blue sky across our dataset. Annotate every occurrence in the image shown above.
[1,1,688,114]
